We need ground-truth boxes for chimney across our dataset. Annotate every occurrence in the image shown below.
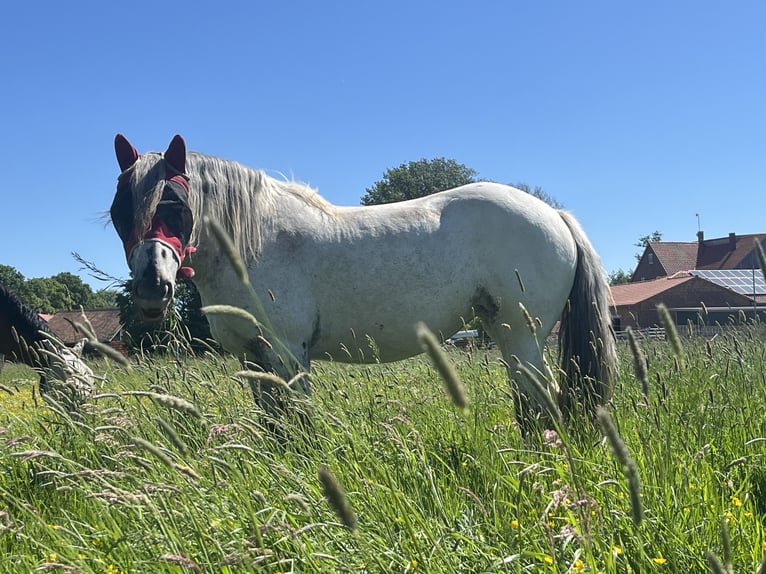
[697,230,704,243]
[729,232,736,250]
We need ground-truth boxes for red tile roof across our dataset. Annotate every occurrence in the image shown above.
[696,233,766,269]
[45,309,122,345]
[611,275,694,306]
[649,242,698,275]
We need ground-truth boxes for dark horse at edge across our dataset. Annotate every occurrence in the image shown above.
[0,283,94,398]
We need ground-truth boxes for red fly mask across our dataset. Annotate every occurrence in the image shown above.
[110,134,196,279]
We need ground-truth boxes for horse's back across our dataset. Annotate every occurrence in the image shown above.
[300,182,578,363]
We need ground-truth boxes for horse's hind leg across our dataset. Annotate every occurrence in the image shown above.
[482,318,554,434]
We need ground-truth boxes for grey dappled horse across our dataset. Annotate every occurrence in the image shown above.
[110,134,616,428]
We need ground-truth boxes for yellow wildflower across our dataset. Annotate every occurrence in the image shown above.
[731,496,742,507]
[652,557,667,565]
[573,558,585,572]
[543,556,554,565]
[612,545,623,555]
[511,519,519,529]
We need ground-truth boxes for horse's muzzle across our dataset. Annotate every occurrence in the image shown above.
[133,279,174,323]
[129,240,180,323]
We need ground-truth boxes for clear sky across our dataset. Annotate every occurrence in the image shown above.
[1,1,764,290]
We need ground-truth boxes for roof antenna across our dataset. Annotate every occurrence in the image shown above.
[695,213,701,233]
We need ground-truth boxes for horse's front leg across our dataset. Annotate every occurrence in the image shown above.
[241,335,311,417]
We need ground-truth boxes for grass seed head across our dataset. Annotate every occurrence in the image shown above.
[205,215,250,285]
[705,551,728,574]
[318,465,357,532]
[596,407,643,525]
[201,305,261,329]
[155,416,188,455]
[518,302,536,335]
[415,322,468,411]
[625,327,649,397]
[132,436,174,469]
[657,303,685,370]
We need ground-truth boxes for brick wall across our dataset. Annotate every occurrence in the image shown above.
[614,277,753,329]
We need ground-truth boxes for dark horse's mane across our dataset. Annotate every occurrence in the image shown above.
[0,283,52,367]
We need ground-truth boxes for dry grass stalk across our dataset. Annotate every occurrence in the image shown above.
[201,305,261,329]
[704,551,728,574]
[625,327,649,397]
[205,215,250,285]
[513,360,562,424]
[514,269,525,293]
[415,322,468,411]
[155,416,188,455]
[318,465,358,532]
[657,303,685,370]
[124,391,201,418]
[79,334,130,367]
[132,436,175,468]
[596,407,643,525]
[518,302,536,335]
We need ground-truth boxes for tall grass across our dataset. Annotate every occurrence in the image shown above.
[2,322,766,572]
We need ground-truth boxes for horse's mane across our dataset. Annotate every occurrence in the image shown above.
[128,151,336,260]
[0,283,51,362]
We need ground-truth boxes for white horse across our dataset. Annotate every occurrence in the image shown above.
[110,134,616,427]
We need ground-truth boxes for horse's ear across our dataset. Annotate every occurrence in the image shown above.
[115,134,139,171]
[164,134,187,174]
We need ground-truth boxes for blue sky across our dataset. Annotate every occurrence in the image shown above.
[1,1,764,290]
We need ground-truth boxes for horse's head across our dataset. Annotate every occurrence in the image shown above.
[110,134,195,323]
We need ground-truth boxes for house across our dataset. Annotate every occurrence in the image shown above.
[610,273,762,330]
[45,308,124,350]
[613,232,766,330]
[632,232,766,282]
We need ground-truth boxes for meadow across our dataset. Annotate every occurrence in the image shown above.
[1,326,766,573]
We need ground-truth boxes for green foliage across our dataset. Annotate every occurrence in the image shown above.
[634,230,663,261]
[0,264,25,292]
[512,181,563,209]
[361,157,478,205]
[609,268,632,285]
[3,326,766,572]
[0,264,118,313]
[116,279,211,353]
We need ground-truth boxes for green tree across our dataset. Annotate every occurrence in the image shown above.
[512,182,563,209]
[635,231,663,261]
[0,264,25,292]
[176,279,213,351]
[608,268,632,285]
[20,277,72,313]
[116,279,211,354]
[51,272,94,309]
[88,289,118,308]
[361,158,478,205]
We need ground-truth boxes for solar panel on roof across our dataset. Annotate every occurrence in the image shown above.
[690,269,766,295]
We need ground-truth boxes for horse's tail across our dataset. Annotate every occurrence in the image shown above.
[556,210,617,420]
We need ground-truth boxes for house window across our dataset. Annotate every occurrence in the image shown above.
[648,253,654,265]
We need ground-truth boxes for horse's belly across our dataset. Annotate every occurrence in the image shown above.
[308,304,468,365]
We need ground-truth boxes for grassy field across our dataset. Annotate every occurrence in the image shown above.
[1,327,766,573]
